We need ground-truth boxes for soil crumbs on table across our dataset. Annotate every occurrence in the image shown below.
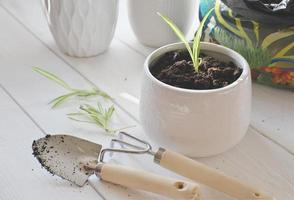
[150,50,243,90]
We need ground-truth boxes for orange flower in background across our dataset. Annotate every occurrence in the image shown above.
[261,66,282,74]
[288,72,294,79]
[258,66,294,85]
[272,71,294,85]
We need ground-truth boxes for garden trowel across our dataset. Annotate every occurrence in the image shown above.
[32,134,201,200]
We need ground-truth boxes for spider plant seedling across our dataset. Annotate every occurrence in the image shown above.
[33,67,112,108]
[158,8,214,72]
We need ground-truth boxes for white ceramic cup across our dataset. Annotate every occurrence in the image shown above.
[44,0,118,57]
[140,42,252,157]
[127,0,198,47]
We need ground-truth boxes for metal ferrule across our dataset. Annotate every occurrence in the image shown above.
[154,148,166,164]
[94,163,104,176]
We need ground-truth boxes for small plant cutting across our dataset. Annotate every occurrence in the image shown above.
[155,9,243,89]
[33,67,131,134]
[33,67,111,108]
[68,103,134,134]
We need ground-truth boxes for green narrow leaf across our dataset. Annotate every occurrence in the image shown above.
[193,8,214,71]
[67,116,96,124]
[68,102,121,134]
[94,88,112,99]
[97,102,104,113]
[81,104,106,127]
[33,67,72,90]
[75,89,111,99]
[49,91,79,108]
[105,106,115,127]
[80,104,96,115]
[106,106,115,120]
[157,12,194,64]
[75,91,95,97]
[112,125,136,133]
[67,112,84,116]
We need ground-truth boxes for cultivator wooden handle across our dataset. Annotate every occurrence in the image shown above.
[97,163,202,200]
[155,148,275,200]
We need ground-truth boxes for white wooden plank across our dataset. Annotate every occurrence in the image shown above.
[0,6,167,200]
[0,87,102,200]
[0,1,294,199]
[251,84,294,153]
[2,0,294,155]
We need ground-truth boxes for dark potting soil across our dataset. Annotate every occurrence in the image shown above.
[150,50,243,90]
[32,135,57,176]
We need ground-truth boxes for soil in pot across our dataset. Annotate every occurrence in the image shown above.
[150,50,243,90]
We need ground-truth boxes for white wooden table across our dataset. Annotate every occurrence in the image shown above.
[1,1,294,199]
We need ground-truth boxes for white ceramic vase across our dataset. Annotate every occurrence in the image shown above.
[140,42,252,157]
[44,0,119,57]
[127,0,197,47]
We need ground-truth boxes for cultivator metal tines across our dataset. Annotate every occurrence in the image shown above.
[99,132,155,163]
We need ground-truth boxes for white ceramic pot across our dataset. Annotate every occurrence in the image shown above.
[140,42,252,157]
[127,0,197,47]
[44,0,118,57]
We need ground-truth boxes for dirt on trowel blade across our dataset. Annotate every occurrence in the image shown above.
[32,134,101,186]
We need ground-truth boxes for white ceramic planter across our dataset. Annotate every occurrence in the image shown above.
[44,0,118,57]
[140,42,252,157]
[127,0,197,47]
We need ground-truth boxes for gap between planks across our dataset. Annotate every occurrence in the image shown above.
[249,125,294,156]
[0,83,47,135]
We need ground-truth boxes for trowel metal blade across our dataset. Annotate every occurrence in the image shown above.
[32,134,101,186]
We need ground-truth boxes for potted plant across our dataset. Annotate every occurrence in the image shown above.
[127,0,197,47]
[43,0,118,57]
[139,10,252,157]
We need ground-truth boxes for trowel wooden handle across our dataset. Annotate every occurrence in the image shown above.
[98,163,201,200]
[155,149,275,200]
